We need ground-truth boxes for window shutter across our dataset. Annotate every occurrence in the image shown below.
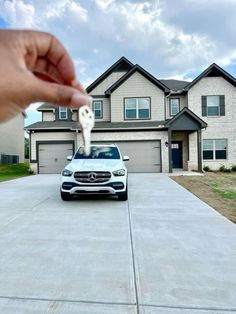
[68,109,72,120]
[55,108,59,121]
[201,96,207,116]
[220,95,225,116]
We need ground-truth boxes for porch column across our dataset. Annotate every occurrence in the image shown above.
[76,129,80,150]
[168,129,172,173]
[197,129,202,172]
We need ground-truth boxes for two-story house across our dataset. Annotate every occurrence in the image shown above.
[25,57,236,174]
[0,113,25,164]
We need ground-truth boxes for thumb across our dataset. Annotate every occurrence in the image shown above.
[31,78,92,108]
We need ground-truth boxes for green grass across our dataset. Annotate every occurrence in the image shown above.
[207,174,236,200]
[0,163,32,182]
[211,187,236,200]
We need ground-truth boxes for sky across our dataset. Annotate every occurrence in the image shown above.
[0,0,236,126]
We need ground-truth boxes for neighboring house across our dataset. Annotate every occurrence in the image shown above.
[0,114,25,164]
[25,57,236,174]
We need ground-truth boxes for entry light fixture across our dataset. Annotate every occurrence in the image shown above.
[165,141,169,147]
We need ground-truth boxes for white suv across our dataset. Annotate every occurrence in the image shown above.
[60,144,129,201]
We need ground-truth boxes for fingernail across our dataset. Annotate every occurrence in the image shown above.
[71,93,92,107]
[71,79,87,94]
[71,79,77,87]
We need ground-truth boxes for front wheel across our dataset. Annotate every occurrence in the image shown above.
[60,190,72,201]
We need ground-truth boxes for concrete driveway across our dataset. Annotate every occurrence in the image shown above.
[0,173,235,314]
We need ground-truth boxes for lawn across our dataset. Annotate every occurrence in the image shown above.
[0,163,32,182]
[172,172,236,224]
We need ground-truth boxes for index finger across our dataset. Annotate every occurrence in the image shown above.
[29,30,76,86]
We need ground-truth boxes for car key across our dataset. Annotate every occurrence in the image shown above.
[79,105,95,156]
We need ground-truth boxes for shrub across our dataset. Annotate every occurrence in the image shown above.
[219,165,231,172]
[231,164,236,172]
[28,168,34,175]
[203,165,211,172]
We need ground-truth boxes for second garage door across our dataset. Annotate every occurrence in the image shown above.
[38,143,74,174]
[99,141,161,172]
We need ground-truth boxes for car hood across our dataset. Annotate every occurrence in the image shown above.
[66,159,124,172]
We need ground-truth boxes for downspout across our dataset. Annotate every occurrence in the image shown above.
[165,91,173,173]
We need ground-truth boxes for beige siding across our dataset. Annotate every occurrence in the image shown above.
[0,114,24,163]
[89,72,127,95]
[188,131,198,171]
[93,97,110,122]
[188,77,236,170]
[42,110,79,122]
[166,95,187,119]
[42,112,54,121]
[72,111,78,121]
[110,71,165,122]
[30,132,76,160]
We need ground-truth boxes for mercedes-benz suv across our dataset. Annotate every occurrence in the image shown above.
[60,144,129,201]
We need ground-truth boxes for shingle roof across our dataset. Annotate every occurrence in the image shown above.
[25,121,79,130]
[93,121,167,130]
[159,79,190,92]
[25,120,167,131]
[37,103,56,111]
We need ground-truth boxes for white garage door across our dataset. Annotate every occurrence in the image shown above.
[97,141,161,172]
[38,143,73,174]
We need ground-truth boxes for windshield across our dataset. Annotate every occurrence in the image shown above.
[74,146,120,159]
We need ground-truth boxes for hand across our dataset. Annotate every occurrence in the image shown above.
[0,29,91,122]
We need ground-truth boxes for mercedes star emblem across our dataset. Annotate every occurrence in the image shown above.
[88,172,97,182]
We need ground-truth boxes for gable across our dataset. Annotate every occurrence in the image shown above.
[109,71,166,96]
[88,71,128,95]
[165,107,207,130]
[169,113,201,130]
[185,63,236,90]
[106,65,169,95]
[86,57,133,94]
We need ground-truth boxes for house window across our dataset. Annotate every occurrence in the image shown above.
[203,139,227,160]
[59,107,67,120]
[206,96,220,116]
[202,95,225,117]
[124,97,150,120]
[170,98,180,116]
[92,101,103,119]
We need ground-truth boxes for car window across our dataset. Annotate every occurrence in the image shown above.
[74,146,120,159]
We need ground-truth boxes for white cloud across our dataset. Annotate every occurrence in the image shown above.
[0,0,36,28]
[26,102,44,112]
[1,0,236,82]
[95,0,115,11]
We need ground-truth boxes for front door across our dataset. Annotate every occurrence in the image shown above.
[171,141,183,168]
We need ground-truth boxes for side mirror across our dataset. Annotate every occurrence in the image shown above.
[67,156,72,161]
[123,156,130,161]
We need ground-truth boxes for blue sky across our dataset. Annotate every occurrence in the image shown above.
[0,0,236,126]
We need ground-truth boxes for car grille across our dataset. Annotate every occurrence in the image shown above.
[74,171,112,183]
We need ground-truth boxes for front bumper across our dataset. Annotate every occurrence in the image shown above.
[61,179,126,195]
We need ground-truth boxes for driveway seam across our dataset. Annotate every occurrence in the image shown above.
[0,213,26,234]
[140,303,236,312]
[0,295,136,307]
[127,198,139,314]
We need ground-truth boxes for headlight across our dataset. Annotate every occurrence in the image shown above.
[62,169,73,176]
[113,169,125,176]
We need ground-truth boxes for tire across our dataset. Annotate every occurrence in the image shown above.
[60,190,72,201]
[117,188,128,201]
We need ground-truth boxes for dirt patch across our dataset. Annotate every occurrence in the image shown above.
[171,172,236,224]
